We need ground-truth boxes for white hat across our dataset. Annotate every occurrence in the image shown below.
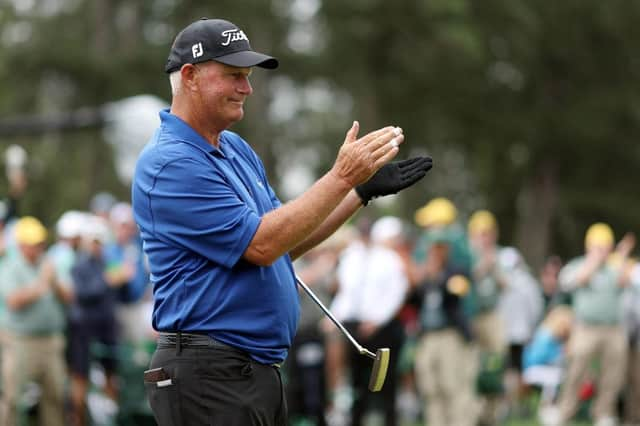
[109,202,133,225]
[83,215,110,244]
[370,216,404,244]
[56,210,88,239]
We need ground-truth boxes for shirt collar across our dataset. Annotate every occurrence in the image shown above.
[159,109,233,158]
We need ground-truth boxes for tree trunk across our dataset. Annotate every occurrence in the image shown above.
[93,0,112,54]
[514,162,558,272]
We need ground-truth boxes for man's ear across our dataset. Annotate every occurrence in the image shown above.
[180,64,199,92]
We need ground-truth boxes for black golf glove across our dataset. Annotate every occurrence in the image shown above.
[355,156,433,206]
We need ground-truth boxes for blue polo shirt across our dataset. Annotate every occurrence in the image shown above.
[132,109,299,364]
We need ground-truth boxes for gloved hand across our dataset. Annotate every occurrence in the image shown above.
[355,156,433,205]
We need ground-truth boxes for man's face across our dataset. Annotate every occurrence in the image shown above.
[429,242,450,266]
[19,242,45,264]
[470,229,497,251]
[89,239,103,256]
[192,61,253,128]
[113,220,136,245]
[586,243,612,259]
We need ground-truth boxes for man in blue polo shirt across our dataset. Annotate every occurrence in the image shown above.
[132,17,432,426]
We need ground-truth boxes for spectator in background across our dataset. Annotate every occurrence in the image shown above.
[1,151,29,257]
[89,192,117,227]
[287,228,350,426]
[0,217,70,426]
[0,202,13,260]
[0,145,29,419]
[0,202,11,400]
[621,259,640,424]
[496,247,544,417]
[394,227,427,425]
[412,198,476,403]
[48,211,87,298]
[555,223,634,426]
[540,255,567,312]
[467,210,510,424]
[68,216,119,426]
[324,223,364,426]
[522,305,574,423]
[413,197,473,274]
[103,202,151,343]
[47,210,87,421]
[330,216,409,426]
[411,228,477,426]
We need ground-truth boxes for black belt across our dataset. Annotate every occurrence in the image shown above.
[156,332,281,368]
[157,332,235,350]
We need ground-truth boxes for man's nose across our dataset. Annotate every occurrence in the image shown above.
[238,78,252,95]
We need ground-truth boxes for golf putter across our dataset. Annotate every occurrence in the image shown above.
[295,275,390,392]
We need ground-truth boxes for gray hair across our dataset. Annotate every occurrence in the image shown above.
[169,71,182,96]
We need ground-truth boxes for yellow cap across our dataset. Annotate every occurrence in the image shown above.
[14,216,48,245]
[585,222,614,249]
[468,210,497,235]
[415,197,457,227]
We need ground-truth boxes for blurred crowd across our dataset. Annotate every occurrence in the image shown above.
[286,198,640,426]
[0,184,155,426]
[2,176,640,426]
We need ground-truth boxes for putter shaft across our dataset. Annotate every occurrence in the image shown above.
[296,275,390,392]
[295,276,376,360]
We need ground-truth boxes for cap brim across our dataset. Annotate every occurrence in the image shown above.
[214,50,279,69]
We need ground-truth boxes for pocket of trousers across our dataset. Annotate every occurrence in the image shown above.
[145,377,183,426]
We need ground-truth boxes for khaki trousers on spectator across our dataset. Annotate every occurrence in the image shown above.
[472,310,507,424]
[1,333,66,426]
[415,329,478,426]
[472,310,506,355]
[558,323,627,422]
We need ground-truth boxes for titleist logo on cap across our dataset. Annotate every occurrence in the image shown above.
[221,29,249,46]
[165,18,279,73]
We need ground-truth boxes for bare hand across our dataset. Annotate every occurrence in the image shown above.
[477,249,496,276]
[616,232,636,258]
[330,121,403,188]
[357,321,378,339]
[38,259,56,290]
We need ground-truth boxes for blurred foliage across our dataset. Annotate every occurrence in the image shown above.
[1,0,639,267]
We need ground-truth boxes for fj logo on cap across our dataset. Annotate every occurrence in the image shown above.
[221,29,249,46]
[192,42,204,59]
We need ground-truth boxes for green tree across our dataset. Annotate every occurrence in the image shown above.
[314,0,640,266]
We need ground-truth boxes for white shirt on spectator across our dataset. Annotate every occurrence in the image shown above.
[331,240,408,326]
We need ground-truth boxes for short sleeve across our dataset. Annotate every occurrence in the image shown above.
[0,260,23,298]
[558,260,581,292]
[149,157,261,268]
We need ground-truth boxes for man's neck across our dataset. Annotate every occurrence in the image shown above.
[170,102,222,148]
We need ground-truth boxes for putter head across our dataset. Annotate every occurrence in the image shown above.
[367,348,390,392]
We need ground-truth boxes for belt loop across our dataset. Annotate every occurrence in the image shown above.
[176,331,182,355]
